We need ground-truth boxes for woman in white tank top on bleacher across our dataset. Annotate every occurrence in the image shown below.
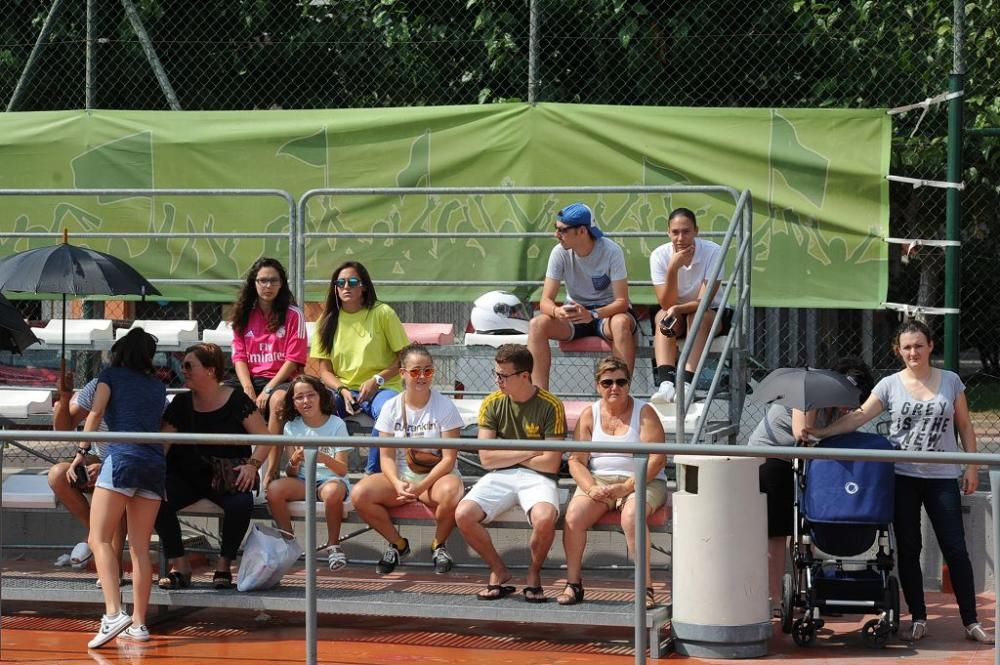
[559,356,668,610]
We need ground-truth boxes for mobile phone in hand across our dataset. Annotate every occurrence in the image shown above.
[659,315,678,337]
[73,464,89,489]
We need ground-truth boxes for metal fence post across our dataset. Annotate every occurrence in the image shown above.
[304,447,318,665]
[528,0,539,105]
[944,0,965,371]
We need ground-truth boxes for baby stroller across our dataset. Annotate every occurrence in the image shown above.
[781,432,900,647]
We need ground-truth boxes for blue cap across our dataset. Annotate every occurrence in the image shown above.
[557,202,603,239]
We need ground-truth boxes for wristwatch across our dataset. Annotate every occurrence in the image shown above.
[373,374,385,387]
[262,386,274,395]
[589,309,600,321]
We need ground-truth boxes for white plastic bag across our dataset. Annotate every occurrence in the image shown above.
[237,524,303,592]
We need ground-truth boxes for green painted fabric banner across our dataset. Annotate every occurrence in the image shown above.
[0,104,889,308]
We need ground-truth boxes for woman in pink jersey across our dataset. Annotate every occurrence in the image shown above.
[230,258,308,458]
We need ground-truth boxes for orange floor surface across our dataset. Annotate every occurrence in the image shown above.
[1,590,995,665]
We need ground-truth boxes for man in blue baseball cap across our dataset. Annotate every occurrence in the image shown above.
[527,202,638,389]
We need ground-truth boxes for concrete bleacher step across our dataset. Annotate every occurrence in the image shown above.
[0,389,53,419]
[32,319,114,345]
[117,320,199,346]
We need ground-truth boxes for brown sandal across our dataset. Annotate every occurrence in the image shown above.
[556,581,584,606]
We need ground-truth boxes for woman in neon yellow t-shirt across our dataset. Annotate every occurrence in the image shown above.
[311,261,410,473]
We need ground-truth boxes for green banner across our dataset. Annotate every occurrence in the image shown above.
[0,104,889,308]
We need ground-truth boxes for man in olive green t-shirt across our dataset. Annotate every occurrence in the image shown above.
[455,344,566,602]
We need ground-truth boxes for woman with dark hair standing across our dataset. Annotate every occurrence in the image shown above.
[67,328,165,649]
[311,261,410,474]
[230,257,308,441]
[806,320,993,644]
[156,343,271,592]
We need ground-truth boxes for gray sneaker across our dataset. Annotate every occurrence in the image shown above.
[432,546,453,574]
[376,540,410,575]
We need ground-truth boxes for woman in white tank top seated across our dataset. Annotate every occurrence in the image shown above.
[558,356,668,610]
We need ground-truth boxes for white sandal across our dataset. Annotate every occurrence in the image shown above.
[965,623,994,644]
[906,619,927,642]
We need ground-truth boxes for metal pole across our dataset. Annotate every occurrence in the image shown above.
[6,0,68,112]
[632,454,649,664]
[304,447,317,665]
[528,0,539,105]
[991,469,999,665]
[86,0,96,109]
[944,0,964,371]
[120,0,182,110]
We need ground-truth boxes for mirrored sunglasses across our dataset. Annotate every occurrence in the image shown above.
[335,276,362,288]
[403,367,435,379]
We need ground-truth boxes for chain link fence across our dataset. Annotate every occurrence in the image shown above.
[2,0,999,449]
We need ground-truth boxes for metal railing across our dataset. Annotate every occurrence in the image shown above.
[5,429,996,664]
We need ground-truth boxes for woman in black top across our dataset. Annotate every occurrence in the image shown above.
[155,343,271,590]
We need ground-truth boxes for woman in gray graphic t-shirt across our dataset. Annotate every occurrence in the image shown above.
[805,320,992,644]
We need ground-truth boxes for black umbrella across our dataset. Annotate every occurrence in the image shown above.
[0,292,40,353]
[0,231,161,384]
[754,367,861,412]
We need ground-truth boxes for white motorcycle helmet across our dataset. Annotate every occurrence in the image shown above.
[470,290,531,334]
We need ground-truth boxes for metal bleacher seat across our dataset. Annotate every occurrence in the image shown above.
[33,319,114,346]
[201,321,234,348]
[116,320,199,348]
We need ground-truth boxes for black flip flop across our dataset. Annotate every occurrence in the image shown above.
[522,586,548,603]
[213,570,235,589]
[476,584,516,601]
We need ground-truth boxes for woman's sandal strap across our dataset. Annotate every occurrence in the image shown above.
[556,581,584,606]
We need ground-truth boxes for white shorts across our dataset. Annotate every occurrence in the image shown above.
[464,467,560,524]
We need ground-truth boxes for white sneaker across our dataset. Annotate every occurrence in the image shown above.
[119,624,150,642]
[649,380,676,403]
[71,542,93,568]
[87,609,132,649]
[54,553,73,567]
[326,545,347,571]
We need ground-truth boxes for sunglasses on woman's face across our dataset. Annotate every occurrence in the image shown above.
[335,276,362,288]
[403,367,435,379]
[598,377,630,388]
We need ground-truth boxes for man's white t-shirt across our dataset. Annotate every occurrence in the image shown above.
[649,237,724,307]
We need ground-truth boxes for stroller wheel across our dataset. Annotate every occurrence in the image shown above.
[862,618,892,648]
[792,618,816,647]
[780,573,795,634]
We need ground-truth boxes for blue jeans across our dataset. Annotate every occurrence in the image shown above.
[334,387,397,474]
[893,474,978,625]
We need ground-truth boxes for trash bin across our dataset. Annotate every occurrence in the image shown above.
[671,455,771,658]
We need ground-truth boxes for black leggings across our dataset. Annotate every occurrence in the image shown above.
[154,473,254,560]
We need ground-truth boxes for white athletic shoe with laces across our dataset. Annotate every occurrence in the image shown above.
[119,624,150,642]
[87,609,132,649]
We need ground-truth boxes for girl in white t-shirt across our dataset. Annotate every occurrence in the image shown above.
[351,344,465,575]
[266,375,352,571]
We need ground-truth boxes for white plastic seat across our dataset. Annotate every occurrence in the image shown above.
[0,389,53,419]
[201,321,235,347]
[116,320,198,347]
[33,319,113,345]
